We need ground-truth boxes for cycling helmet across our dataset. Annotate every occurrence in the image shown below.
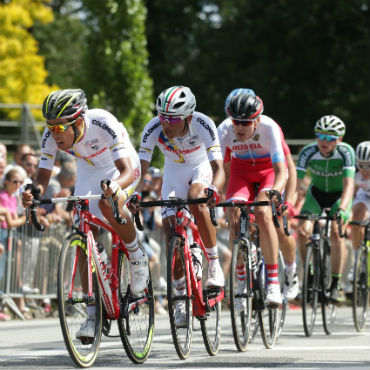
[314,115,345,137]
[227,93,264,120]
[224,88,255,116]
[356,141,370,162]
[156,86,196,117]
[43,89,87,120]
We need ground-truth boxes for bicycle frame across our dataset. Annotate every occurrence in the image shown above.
[172,208,224,317]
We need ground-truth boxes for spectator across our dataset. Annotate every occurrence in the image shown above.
[5,144,35,180]
[21,153,39,184]
[0,141,7,159]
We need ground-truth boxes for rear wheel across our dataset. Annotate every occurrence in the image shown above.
[276,250,287,339]
[302,243,319,337]
[321,241,336,335]
[117,252,155,364]
[167,236,193,359]
[57,233,102,368]
[352,245,369,332]
[229,239,252,351]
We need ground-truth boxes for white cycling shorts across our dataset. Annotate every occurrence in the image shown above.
[161,161,213,218]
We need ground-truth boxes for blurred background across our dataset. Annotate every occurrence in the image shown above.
[0,0,369,161]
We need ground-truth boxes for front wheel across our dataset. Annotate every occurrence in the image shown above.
[57,233,102,368]
[167,236,193,359]
[352,245,369,332]
[117,252,155,364]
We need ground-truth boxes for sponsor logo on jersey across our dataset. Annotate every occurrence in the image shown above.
[91,119,117,140]
[42,131,51,149]
[197,117,215,141]
[232,143,262,151]
[86,139,99,150]
[187,135,198,146]
[142,121,161,143]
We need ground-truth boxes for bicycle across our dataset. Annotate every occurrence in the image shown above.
[349,219,370,332]
[294,209,342,337]
[135,197,224,359]
[215,199,282,350]
[27,189,155,367]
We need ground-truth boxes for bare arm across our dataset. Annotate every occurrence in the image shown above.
[284,153,297,204]
[210,159,225,192]
[272,161,287,194]
[136,159,150,193]
[339,177,354,211]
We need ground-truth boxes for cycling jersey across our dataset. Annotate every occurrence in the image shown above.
[217,115,285,170]
[296,142,355,193]
[138,111,222,166]
[354,172,370,197]
[39,108,140,219]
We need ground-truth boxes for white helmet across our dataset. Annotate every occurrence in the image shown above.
[156,86,196,118]
[314,115,345,137]
[356,141,370,162]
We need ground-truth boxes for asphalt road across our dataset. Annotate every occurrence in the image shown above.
[0,306,369,370]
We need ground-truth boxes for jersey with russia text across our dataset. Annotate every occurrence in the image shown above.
[217,115,285,170]
[138,111,222,165]
[296,142,355,193]
[39,108,138,171]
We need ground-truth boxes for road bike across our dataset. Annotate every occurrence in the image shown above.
[136,197,224,359]
[349,219,370,332]
[27,190,155,367]
[216,199,282,350]
[294,209,341,337]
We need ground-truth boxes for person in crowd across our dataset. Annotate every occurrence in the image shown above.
[5,144,35,180]
[131,85,225,327]
[21,153,39,184]
[22,88,149,337]
[296,115,355,302]
[350,141,370,262]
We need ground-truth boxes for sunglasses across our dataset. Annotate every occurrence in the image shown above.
[158,114,184,125]
[358,163,370,170]
[46,118,77,133]
[143,179,153,185]
[316,133,338,142]
[231,118,255,127]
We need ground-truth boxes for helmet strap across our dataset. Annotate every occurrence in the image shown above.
[71,116,84,144]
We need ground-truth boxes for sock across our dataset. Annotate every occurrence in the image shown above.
[285,261,297,277]
[125,238,144,259]
[237,265,246,281]
[205,246,219,264]
[266,264,279,285]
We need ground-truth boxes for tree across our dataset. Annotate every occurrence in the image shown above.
[0,0,58,120]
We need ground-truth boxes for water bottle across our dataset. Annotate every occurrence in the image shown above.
[190,243,203,280]
[96,242,110,277]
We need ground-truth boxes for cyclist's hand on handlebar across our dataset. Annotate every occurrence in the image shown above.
[101,179,121,199]
[127,192,142,214]
[334,207,347,223]
[267,189,282,205]
[21,183,40,208]
[279,201,296,218]
[204,184,220,207]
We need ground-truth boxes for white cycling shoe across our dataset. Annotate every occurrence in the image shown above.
[130,253,149,295]
[174,301,187,328]
[283,273,299,301]
[76,317,95,339]
[206,262,225,288]
[266,283,282,305]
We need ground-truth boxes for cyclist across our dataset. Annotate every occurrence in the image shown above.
[21,89,149,337]
[223,89,299,302]
[350,141,370,258]
[296,115,355,302]
[218,92,288,305]
[132,85,225,326]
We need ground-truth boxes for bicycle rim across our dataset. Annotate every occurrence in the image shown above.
[302,244,318,337]
[229,240,252,351]
[258,302,280,349]
[352,246,369,332]
[117,252,155,364]
[57,233,102,368]
[167,236,192,359]
[321,242,336,335]
[277,251,287,339]
[200,297,221,356]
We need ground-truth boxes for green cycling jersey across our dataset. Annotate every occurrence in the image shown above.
[296,141,356,192]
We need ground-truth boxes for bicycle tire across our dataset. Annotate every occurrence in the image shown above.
[321,240,336,335]
[200,290,222,356]
[57,233,102,368]
[229,239,252,351]
[258,263,280,349]
[167,235,193,359]
[302,243,319,337]
[352,245,369,332]
[117,252,155,364]
[276,250,288,339]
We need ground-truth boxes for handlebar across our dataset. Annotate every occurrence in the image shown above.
[294,213,344,237]
[136,197,216,230]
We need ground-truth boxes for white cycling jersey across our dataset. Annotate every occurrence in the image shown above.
[39,108,140,219]
[217,115,285,169]
[138,111,222,166]
[355,172,370,197]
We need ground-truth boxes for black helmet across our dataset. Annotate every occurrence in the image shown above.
[227,93,264,120]
[43,89,87,120]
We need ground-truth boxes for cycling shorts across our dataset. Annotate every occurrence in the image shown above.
[300,185,352,223]
[226,157,275,201]
[352,188,370,214]
[161,161,212,218]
